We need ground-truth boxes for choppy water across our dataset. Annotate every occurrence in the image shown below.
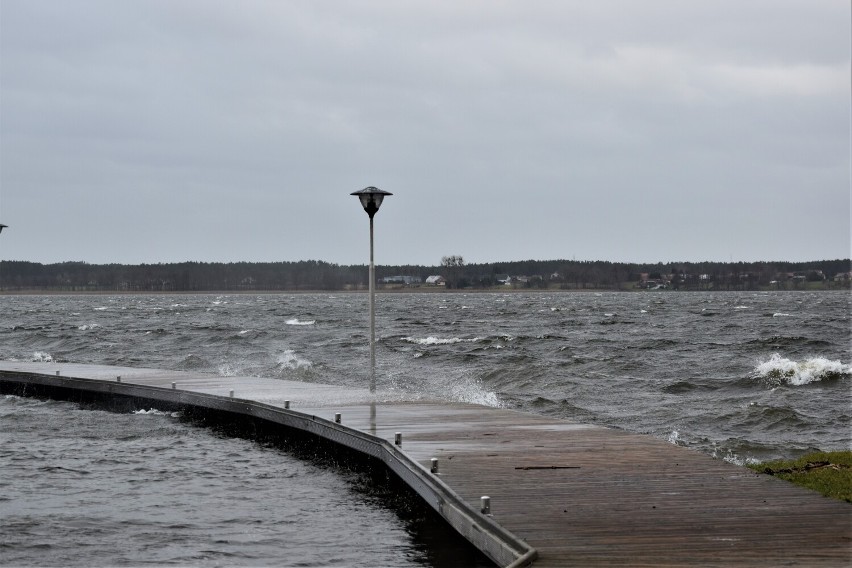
[0,396,491,567]
[1,291,850,565]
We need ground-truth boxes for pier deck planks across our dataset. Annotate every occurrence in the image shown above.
[2,361,850,567]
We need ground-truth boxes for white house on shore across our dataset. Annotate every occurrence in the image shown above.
[425,275,446,286]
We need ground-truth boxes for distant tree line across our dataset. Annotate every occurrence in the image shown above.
[0,258,849,292]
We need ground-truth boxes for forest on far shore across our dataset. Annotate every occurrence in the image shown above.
[1,258,849,292]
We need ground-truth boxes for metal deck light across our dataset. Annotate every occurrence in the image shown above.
[350,186,392,393]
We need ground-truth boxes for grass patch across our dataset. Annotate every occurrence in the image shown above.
[748,450,852,503]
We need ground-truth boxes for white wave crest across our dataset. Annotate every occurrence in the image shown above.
[754,353,850,386]
[712,447,760,467]
[78,324,99,331]
[32,351,54,363]
[448,379,503,408]
[285,318,316,326]
[133,408,181,417]
[278,350,313,370]
[218,363,238,376]
[403,336,483,345]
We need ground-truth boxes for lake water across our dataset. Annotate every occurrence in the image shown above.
[1,291,849,565]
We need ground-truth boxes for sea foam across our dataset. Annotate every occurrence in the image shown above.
[754,353,850,386]
[285,318,316,326]
[133,408,181,417]
[278,350,313,370]
[447,376,503,408]
[403,336,483,345]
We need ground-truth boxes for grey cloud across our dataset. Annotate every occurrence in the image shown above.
[0,0,848,265]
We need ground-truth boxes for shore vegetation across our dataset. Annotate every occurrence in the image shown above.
[1,258,849,293]
[748,451,852,503]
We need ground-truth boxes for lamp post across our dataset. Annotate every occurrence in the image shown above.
[351,186,392,393]
[0,225,6,292]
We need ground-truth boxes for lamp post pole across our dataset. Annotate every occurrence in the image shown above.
[0,225,7,292]
[351,187,392,394]
[368,213,376,392]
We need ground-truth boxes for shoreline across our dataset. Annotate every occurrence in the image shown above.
[0,287,629,296]
[1,286,845,296]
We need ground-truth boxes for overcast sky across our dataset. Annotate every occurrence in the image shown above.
[1,1,849,266]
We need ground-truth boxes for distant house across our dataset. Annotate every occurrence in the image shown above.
[833,272,852,282]
[635,272,672,289]
[425,275,446,286]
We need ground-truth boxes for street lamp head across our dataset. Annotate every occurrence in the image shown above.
[351,187,392,219]
[0,224,7,233]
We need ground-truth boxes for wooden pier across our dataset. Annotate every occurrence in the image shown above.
[1,361,850,567]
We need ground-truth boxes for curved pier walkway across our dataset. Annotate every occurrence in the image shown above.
[1,361,850,567]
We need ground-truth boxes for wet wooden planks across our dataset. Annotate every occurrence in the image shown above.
[1,361,850,567]
[297,403,851,566]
